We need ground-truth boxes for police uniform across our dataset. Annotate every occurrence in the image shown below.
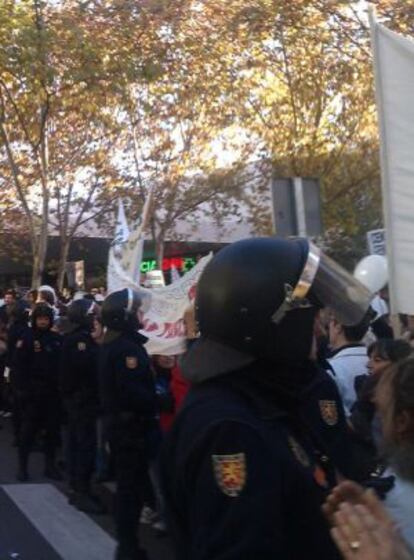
[159,237,374,560]
[100,289,156,560]
[302,365,353,478]
[61,326,99,503]
[14,305,63,480]
[161,369,341,559]
[6,304,30,444]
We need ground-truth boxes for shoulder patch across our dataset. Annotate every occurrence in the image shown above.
[77,342,86,352]
[16,340,23,349]
[33,340,41,353]
[319,400,338,426]
[288,436,311,467]
[212,453,246,497]
[126,356,138,369]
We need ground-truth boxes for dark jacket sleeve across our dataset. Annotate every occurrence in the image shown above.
[60,338,75,397]
[13,331,33,392]
[103,343,156,415]
[177,421,285,559]
[6,325,18,368]
[60,335,94,398]
[303,368,352,478]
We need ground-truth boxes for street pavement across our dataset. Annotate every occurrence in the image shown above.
[0,417,174,560]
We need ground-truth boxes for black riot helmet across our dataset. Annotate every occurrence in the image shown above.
[182,237,373,382]
[101,288,151,332]
[67,298,97,331]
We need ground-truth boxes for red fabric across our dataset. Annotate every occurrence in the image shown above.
[159,364,190,433]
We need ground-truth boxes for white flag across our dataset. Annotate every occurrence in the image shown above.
[120,186,154,285]
[370,11,414,314]
[108,191,154,291]
[107,195,213,355]
[107,199,130,292]
[114,199,130,247]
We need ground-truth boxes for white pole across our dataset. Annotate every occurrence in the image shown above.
[293,177,307,237]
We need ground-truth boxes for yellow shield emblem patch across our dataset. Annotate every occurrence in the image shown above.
[319,400,338,426]
[212,453,246,497]
[126,356,138,369]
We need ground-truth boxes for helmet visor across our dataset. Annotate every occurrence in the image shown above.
[127,288,152,314]
[311,248,374,326]
[271,241,374,327]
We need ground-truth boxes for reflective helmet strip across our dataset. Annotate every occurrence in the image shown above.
[87,301,95,315]
[126,288,134,313]
[271,241,321,324]
[291,242,321,301]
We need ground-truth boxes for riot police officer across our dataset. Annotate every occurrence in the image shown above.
[6,300,31,445]
[14,303,63,481]
[61,298,103,513]
[159,237,373,559]
[100,288,156,560]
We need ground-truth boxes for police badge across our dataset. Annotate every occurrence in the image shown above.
[212,453,246,497]
[34,340,41,353]
[319,400,338,426]
[77,342,86,352]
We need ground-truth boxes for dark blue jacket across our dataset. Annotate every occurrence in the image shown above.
[302,366,352,478]
[14,327,63,396]
[160,369,341,560]
[99,330,156,421]
[7,320,30,369]
[61,328,99,409]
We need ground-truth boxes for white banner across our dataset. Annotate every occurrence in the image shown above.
[108,250,212,355]
[170,264,181,284]
[107,197,212,354]
[370,12,414,314]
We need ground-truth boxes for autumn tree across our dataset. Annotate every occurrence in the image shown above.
[0,0,127,287]
[218,1,412,261]
[1,0,411,286]
[48,121,121,290]
[103,0,274,267]
[149,0,410,263]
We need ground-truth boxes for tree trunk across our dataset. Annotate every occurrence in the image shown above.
[57,236,71,292]
[156,237,165,270]
[31,213,49,289]
[31,248,42,289]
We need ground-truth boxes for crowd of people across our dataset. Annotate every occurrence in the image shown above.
[0,236,413,560]
[0,284,191,559]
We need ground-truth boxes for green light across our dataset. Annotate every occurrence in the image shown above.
[140,257,196,273]
[141,259,157,273]
[183,257,196,272]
